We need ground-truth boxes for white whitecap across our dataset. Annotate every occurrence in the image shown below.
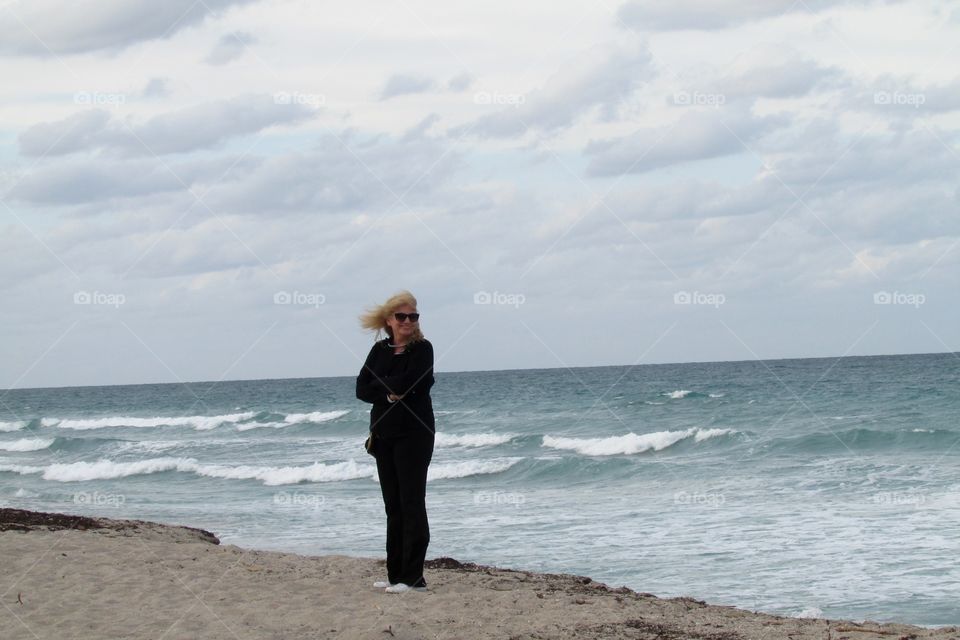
[794,606,824,619]
[236,421,291,431]
[435,433,513,448]
[709,393,725,398]
[664,390,693,399]
[26,455,375,486]
[693,428,735,442]
[191,412,258,430]
[195,459,374,486]
[49,412,256,431]
[543,430,695,456]
[542,428,736,456]
[427,458,522,481]
[0,420,27,432]
[282,410,351,425]
[42,457,200,482]
[0,437,55,452]
[40,418,60,427]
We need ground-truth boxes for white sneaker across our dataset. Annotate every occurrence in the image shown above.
[384,583,427,594]
[373,581,393,588]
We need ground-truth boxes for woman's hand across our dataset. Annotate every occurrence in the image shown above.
[387,393,405,402]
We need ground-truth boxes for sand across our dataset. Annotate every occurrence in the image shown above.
[1,508,957,640]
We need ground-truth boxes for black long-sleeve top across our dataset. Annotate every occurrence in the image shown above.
[356,338,435,437]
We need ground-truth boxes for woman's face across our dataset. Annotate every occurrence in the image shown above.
[385,303,419,342]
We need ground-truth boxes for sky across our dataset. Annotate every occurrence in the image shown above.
[1,0,958,389]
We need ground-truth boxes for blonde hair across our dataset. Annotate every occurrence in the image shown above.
[359,290,425,342]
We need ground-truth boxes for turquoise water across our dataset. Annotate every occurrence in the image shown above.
[2,352,958,625]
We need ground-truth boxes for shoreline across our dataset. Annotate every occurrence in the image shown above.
[2,508,957,639]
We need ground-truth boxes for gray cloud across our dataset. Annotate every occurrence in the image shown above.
[9,157,189,204]
[17,109,113,157]
[585,107,787,176]
[0,0,258,56]
[142,77,172,98]
[447,73,474,92]
[401,113,442,142]
[204,130,463,216]
[600,177,786,223]
[18,95,317,158]
[8,153,260,205]
[379,73,435,100]
[205,30,257,65]
[768,119,960,190]
[706,57,843,101]
[460,43,653,138]
[617,0,903,30]
[11,123,460,218]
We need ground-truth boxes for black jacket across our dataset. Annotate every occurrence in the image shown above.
[356,338,435,437]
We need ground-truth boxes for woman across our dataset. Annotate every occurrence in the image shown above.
[356,290,435,593]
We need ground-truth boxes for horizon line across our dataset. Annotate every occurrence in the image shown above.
[3,348,955,393]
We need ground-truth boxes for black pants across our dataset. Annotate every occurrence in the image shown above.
[375,431,434,586]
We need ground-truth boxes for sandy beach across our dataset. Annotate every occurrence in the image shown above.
[1,509,956,640]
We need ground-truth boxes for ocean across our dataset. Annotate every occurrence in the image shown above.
[2,352,958,626]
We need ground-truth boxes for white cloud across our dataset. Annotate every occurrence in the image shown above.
[1,0,958,387]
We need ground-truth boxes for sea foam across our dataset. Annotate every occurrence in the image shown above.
[542,428,734,456]
[0,420,26,432]
[46,412,257,431]
[435,433,514,448]
[282,410,351,425]
[1,455,520,485]
[0,437,55,452]
[428,458,522,480]
[195,459,374,485]
[236,410,351,431]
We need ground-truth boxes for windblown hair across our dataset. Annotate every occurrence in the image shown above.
[359,290,425,342]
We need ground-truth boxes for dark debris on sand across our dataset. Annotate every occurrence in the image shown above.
[0,508,220,544]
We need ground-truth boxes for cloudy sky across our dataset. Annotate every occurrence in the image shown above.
[1,0,958,389]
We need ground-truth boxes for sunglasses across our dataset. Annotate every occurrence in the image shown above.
[393,312,420,323]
